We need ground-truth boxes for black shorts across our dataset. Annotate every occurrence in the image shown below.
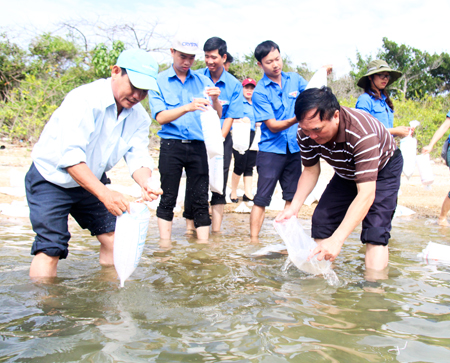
[25,163,116,259]
[311,150,403,246]
[233,130,257,177]
[253,149,302,207]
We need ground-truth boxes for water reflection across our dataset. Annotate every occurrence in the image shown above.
[1,216,450,361]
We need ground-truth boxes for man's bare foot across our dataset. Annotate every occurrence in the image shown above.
[438,218,449,226]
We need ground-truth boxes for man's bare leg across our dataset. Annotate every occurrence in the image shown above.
[30,253,59,278]
[230,173,240,200]
[196,226,209,241]
[250,205,265,237]
[186,218,195,234]
[365,244,389,270]
[97,231,115,266]
[243,176,254,200]
[438,195,450,226]
[158,218,173,240]
[211,204,224,232]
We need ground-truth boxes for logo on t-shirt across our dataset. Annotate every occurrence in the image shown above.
[219,99,230,106]
[289,91,299,98]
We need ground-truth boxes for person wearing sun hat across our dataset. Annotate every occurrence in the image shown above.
[355,59,412,137]
[26,48,163,278]
[230,78,258,204]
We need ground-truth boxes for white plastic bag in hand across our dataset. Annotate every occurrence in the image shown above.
[208,154,224,194]
[305,68,327,90]
[400,120,420,179]
[232,120,251,155]
[114,202,150,287]
[274,217,338,284]
[416,153,434,186]
[201,106,223,158]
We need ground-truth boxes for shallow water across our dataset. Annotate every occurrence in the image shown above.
[1,215,450,362]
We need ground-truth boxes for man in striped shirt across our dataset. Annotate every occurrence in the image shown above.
[276,87,403,271]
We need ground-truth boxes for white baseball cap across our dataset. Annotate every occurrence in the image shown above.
[171,34,200,55]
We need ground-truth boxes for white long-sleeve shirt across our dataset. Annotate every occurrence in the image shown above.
[32,78,154,188]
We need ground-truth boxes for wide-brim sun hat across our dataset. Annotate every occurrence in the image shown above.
[116,49,159,91]
[357,59,403,89]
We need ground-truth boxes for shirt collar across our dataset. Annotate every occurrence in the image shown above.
[261,71,287,86]
[204,67,226,85]
[168,65,193,81]
[106,78,117,108]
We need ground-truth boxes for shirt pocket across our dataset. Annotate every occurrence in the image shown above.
[165,95,181,110]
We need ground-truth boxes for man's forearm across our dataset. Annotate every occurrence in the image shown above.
[265,117,298,133]
[66,162,109,200]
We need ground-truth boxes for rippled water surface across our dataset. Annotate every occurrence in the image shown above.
[1,215,450,362]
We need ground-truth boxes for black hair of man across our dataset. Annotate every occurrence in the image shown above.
[203,37,227,57]
[295,87,341,122]
[254,40,280,63]
[225,52,234,63]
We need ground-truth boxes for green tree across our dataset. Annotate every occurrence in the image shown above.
[0,33,28,101]
[91,40,126,79]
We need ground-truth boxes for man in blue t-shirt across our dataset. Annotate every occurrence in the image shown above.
[195,37,244,232]
[249,40,308,237]
[148,35,222,241]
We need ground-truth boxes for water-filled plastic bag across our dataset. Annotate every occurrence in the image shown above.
[114,202,150,287]
[305,68,327,90]
[232,120,251,155]
[208,154,224,194]
[417,241,450,263]
[274,217,338,285]
[416,153,434,185]
[400,135,417,179]
[201,106,223,158]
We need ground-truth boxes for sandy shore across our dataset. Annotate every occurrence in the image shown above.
[0,142,449,222]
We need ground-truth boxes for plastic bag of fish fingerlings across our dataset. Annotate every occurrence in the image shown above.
[114,202,150,287]
[274,216,339,285]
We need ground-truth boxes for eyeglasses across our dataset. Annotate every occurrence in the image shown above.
[376,73,391,80]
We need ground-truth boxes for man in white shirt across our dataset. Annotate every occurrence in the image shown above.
[25,49,162,278]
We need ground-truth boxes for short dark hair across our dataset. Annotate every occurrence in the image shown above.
[120,67,127,76]
[295,87,340,122]
[254,40,280,62]
[225,52,234,63]
[203,37,227,57]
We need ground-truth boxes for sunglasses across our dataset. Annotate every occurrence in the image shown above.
[375,73,391,80]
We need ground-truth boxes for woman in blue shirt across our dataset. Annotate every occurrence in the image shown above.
[230,78,258,202]
[356,59,411,137]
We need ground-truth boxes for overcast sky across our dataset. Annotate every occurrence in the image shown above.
[2,0,449,76]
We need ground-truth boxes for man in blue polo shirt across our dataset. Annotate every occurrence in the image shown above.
[195,37,244,232]
[148,34,222,241]
[249,40,309,237]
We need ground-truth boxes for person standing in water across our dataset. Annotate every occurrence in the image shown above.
[355,59,412,138]
[230,78,258,203]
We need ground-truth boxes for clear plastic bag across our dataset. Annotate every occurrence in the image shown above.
[200,106,223,158]
[305,68,327,90]
[114,202,150,287]
[232,120,251,155]
[274,216,339,285]
[208,154,224,194]
[417,241,450,263]
[400,120,421,179]
[416,153,434,185]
